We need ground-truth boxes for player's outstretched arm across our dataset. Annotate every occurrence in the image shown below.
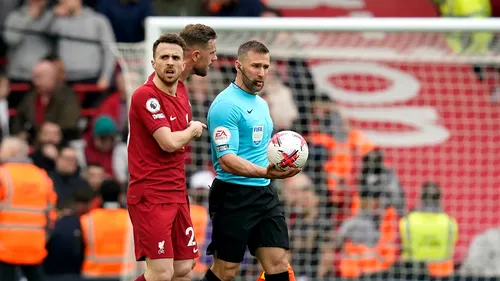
[219,154,300,179]
[153,121,206,153]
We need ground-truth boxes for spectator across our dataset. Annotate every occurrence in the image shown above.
[80,179,131,279]
[360,148,405,217]
[94,71,128,137]
[0,66,10,142]
[260,61,298,131]
[3,0,55,85]
[82,163,106,193]
[45,54,67,86]
[188,170,214,279]
[48,145,88,210]
[82,163,107,199]
[433,0,492,55]
[11,59,80,143]
[0,137,56,281]
[0,0,23,58]
[336,189,398,278]
[459,227,500,277]
[431,0,499,101]
[305,93,374,219]
[281,171,308,216]
[72,115,122,178]
[112,136,128,187]
[97,0,153,43]
[185,75,215,176]
[50,0,116,95]
[44,186,94,279]
[29,121,62,172]
[399,182,458,278]
[81,163,107,210]
[284,173,334,280]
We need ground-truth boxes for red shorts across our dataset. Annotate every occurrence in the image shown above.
[128,200,199,261]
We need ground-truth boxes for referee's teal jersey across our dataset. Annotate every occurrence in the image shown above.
[208,83,273,186]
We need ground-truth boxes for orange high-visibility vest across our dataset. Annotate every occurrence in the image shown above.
[340,207,398,278]
[0,162,56,265]
[81,206,133,278]
[309,130,374,215]
[256,263,296,281]
[190,204,209,273]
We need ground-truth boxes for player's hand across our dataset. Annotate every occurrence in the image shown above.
[188,121,207,138]
[264,163,301,179]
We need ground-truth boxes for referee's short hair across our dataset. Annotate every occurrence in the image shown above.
[237,40,269,60]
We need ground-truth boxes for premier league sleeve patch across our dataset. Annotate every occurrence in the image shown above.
[146,98,161,113]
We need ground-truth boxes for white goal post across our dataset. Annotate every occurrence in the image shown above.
[144,17,500,77]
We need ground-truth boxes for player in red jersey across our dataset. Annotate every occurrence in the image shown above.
[127,34,206,281]
[129,24,218,281]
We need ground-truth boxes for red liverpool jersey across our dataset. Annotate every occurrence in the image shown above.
[127,73,192,204]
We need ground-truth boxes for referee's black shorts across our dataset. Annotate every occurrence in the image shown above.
[206,178,290,263]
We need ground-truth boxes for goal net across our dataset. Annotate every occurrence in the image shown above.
[118,17,500,280]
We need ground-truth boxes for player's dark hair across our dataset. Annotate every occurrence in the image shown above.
[152,33,187,58]
[179,24,217,49]
[237,40,269,60]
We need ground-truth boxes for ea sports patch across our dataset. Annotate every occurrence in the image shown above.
[213,126,231,145]
[146,98,161,113]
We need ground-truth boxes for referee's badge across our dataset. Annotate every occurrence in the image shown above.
[252,126,264,146]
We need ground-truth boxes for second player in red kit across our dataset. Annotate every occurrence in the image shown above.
[127,33,206,281]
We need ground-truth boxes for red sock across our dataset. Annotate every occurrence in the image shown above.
[135,274,146,281]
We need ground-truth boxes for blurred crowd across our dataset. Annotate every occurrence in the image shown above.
[0,0,499,281]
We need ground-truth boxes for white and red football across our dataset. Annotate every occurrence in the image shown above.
[267,130,309,171]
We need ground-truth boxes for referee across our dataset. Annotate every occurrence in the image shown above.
[202,40,300,281]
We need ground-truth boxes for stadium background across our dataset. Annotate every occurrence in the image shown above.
[1,0,500,280]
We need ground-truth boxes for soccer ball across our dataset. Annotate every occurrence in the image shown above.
[267,131,309,171]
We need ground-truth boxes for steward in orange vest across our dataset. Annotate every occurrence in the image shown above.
[337,189,398,278]
[188,170,215,279]
[80,179,132,280]
[0,137,57,281]
[306,96,375,227]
